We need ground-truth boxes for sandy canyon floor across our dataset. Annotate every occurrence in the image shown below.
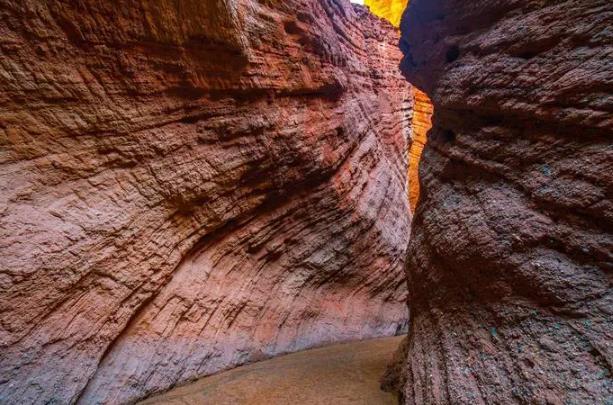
[140,336,403,405]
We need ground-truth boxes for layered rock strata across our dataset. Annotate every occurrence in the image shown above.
[0,0,412,403]
[391,0,613,403]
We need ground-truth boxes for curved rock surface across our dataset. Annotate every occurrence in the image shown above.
[0,0,412,403]
[392,0,613,403]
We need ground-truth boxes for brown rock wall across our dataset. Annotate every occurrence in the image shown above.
[395,0,613,403]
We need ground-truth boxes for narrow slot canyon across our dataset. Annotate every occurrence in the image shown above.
[0,0,611,405]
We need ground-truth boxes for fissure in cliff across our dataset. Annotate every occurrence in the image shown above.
[355,0,433,211]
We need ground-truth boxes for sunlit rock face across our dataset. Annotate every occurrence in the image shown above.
[391,0,613,403]
[407,89,432,210]
[0,0,412,403]
[364,0,408,28]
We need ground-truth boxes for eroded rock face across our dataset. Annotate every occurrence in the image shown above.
[0,0,412,403]
[394,0,613,403]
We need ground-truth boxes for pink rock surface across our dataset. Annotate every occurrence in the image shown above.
[0,1,412,403]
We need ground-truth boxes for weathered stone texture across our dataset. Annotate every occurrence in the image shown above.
[0,1,412,403]
[395,0,613,403]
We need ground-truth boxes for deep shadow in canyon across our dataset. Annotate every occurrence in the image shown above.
[0,0,612,404]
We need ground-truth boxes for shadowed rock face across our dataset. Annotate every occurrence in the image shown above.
[0,0,412,403]
[392,0,613,403]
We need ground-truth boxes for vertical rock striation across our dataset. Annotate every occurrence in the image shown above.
[394,0,613,403]
[0,0,412,403]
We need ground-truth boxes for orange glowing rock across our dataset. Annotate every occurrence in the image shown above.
[407,89,432,210]
[364,0,408,27]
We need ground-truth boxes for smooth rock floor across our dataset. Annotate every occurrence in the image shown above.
[139,335,403,405]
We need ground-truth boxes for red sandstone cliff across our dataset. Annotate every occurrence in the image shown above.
[0,1,412,403]
[390,0,613,403]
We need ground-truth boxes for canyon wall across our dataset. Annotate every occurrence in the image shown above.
[0,0,412,403]
[392,0,613,403]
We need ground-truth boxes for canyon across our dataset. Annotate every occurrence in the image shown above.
[0,0,412,403]
[0,0,611,404]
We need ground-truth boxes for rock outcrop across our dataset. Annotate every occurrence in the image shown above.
[393,0,613,403]
[0,0,412,403]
